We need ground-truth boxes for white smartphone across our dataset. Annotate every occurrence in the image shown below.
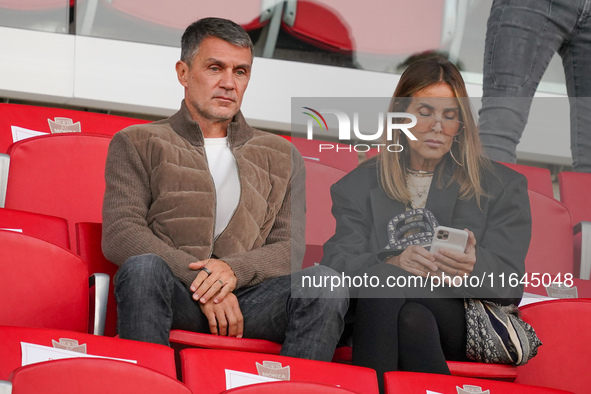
[430,226,468,254]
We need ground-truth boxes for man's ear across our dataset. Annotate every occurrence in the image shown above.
[176,61,189,88]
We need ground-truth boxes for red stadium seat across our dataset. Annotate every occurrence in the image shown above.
[291,136,359,173]
[0,103,147,154]
[558,171,591,279]
[501,162,555,199]
[222,381,360,394]
[9,358,191,394]
[0,207,69,250]
[331,346,518,381]
[0,230,107,335]
[3,133,111,248]
[516,299,591,394]
[384,371,574,394]
[280,0,450,55]
[0,325,176,380]
[522,190,575,298]
[169,329,282,378]
[180,348,379,394]
[303,160,347,268]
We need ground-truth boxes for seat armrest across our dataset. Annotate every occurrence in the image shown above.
[0,153,10,208]
[89,273,110,336]
[574,221,591,280]
[0,380,12,394]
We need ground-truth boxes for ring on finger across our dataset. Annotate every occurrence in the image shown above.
[218,279,224,287]
[454,269,459,275]
[202,267,212,276]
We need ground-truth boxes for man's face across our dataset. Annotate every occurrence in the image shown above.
[177,36,252,123]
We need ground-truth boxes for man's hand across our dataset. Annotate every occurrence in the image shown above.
[198,293,244,337]
[189,258,237,303]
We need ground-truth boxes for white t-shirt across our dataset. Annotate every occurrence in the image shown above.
[204,137,240,238]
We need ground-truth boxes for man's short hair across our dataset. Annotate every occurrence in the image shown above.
[180,17,254,67]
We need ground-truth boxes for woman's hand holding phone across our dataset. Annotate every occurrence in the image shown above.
[431,227,477,279]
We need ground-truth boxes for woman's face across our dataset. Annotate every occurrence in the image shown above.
[405,82,460,172]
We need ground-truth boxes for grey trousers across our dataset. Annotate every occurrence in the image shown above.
[480,0,591,172]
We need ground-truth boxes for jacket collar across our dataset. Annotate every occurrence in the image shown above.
[168,100,254,148]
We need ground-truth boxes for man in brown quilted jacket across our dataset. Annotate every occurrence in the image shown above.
[102,17,348,361]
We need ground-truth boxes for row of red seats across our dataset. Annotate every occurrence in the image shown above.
[1,296,588,393]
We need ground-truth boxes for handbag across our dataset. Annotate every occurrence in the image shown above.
[464,299,542,366]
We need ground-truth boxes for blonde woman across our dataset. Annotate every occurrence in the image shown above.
[321,56,532,390]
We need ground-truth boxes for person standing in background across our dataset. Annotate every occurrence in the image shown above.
[479,0,591,172]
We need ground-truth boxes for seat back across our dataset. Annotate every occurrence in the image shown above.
[384,371,573,393]
[501,163,554,199]
[558,171,591,279]
[523,190,574,296]
[222,381,359,393]
[76,222,119,336]
[0,230,89,332]
[180,348,379,394]
[9,358,191,394]
[0,103,147,154]
[0,207,69,249]
[303,160,347,267]
[558,171,591,225]
[291,136,359,172]
[0,325,176,380]
[516,299,591,393]
[4,133,111,248]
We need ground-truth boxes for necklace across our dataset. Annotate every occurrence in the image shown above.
[406,171,433,209]
[406,168,435,177]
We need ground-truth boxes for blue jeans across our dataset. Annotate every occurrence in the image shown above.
[479,0,591,172]
[114,254,349,361]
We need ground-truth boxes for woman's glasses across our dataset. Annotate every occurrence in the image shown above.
[413,115,464,136]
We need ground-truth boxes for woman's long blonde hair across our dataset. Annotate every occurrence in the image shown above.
[378,56,492,208]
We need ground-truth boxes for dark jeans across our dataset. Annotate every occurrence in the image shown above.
[114,254,349,361]
[480,0,591,172]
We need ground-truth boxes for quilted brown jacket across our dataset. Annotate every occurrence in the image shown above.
[102,101,305,288]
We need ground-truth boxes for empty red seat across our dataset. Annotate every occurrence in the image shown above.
[9,358,191,394]
[0,325,177,380]
[292,136,359,173]
[384,371,573,393]
[0,102,147,154]
[3,133,111,248]
[516,299,591,394]
[222,381,360,393]
[0,230,107,334]
[303,159,347,268]
[558,171,591,279]
[181,348,379,394]
[522,190,574,298]
[281,0,447,55]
